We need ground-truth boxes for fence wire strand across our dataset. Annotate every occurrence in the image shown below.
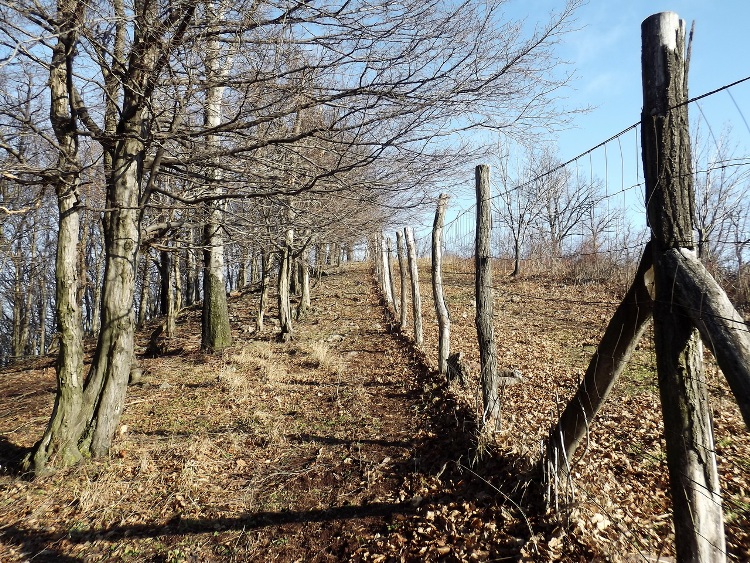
[378,73,750,560]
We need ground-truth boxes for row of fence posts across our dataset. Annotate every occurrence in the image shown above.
[372,171,502,425]
[372,12,750,562]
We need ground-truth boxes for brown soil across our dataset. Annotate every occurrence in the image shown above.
[0,261,748,562]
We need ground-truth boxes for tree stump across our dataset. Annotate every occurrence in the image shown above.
[446,352,470,387]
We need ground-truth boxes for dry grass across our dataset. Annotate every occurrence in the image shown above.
[2,262,747,562]
[307,341,342,374]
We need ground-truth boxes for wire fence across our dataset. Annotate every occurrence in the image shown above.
[375,75,750,560]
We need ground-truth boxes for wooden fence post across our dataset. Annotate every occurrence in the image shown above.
[387,237,399,318]
[642,12,724,561]
[475,165,499,426]
[373,234,383,290]
[396,231,409,330]
[380,234,395,311]
[404,226,423,348]
[432,194,450,378]
[546,244,654,485]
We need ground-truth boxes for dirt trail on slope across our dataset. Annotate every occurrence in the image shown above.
[0,263,561,562]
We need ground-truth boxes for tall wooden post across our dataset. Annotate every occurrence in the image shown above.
[475,165,499,426]
[387,237,399,317]
[642,12,724,561]
[380,234,394,309]
[372,235,382,288]
[432,194,451,378]
[404,226,423,348]
[396,231,409,330]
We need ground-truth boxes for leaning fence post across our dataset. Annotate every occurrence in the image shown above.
[404,226,423,348]
[432,193,450,378]
[475,165,499,426]
[642,12,724,561]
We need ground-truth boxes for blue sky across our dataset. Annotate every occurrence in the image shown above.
[429,1,750,242]
[545,0,750,156]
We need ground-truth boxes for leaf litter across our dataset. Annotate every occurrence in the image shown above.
[0,261,747,561]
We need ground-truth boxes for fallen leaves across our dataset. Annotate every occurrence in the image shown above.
[0,263,748,561]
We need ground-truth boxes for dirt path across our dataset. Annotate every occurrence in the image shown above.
[0,263,552,562]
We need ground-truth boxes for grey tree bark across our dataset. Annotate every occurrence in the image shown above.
[296,245,311,320]
[642,12,724,561]
[257,249,270,332]
[475,165,499,426]
[27,0,87,471]
[201,0,233,351]
[278,227,294,341]
[138,252,151,328]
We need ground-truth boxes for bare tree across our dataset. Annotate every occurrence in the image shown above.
[494,149,544,276]
[534,149,599,258]
[692,124,750,268]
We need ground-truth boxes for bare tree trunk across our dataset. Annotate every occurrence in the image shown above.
[18,230,36,355]
[238,248,247,288]
[90,254,102,335]
[38,274,48,355]
[475,165,499,427]
[27,1,86,472]
[159,249,170,315]
[138,251,151,328]
[257,250,270,332]
[174,250,182,313]
[82,118,144,458]
[396,230,409,330]
[511,237,521,277]
[252,249,261,284]
[404,227,423,347]
[186,227,199,305]
[201,0,233,351]
[642,13,724,561]
[289,256,299,296]
[278,228,294,341]
[202,212,232,349]
[432,194,450,378]
[165,251,176,337]
[296,246,311,320]
[11,257,23,360]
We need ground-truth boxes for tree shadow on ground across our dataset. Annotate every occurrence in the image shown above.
[0,435,31,478]
[0,502,419,562]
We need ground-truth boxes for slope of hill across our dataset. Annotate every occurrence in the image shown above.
[0,261,747,561]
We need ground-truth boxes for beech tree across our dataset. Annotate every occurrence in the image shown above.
[0,0,201,473]
[0,0,584,474]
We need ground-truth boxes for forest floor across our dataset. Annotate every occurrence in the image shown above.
[0,260,749,562]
